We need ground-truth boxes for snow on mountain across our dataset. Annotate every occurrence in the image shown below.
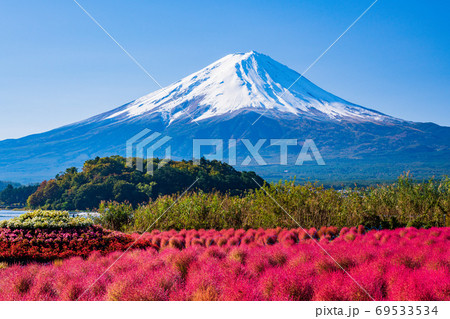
[105,51,397,124]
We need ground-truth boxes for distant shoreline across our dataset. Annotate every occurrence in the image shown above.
[0,207,27,211]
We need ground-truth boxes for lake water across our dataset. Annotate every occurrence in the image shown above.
[0,210,98,221]
[0,210,26,221]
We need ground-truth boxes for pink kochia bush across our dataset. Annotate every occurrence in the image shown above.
[0,227,448,301]
[136,226,341,250]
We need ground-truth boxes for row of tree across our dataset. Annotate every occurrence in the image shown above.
[0,181,20,192]
[0,184,38,207]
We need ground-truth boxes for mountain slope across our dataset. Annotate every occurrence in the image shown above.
[1,51,449,183]
[103,51,397,124]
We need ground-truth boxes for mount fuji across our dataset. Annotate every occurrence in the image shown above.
[104,51,396,124]
[1,51,449,183]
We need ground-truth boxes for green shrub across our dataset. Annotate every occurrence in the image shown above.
[96,202,134,232]
[0,210,93,229]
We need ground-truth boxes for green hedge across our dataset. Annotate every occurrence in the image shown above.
[0,210,93,229]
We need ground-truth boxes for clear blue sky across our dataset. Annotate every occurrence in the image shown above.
[1,0,449,140]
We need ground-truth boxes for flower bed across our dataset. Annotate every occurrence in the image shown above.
[0,225,155,262]
[0,222,158,263]
[0,210,156,261]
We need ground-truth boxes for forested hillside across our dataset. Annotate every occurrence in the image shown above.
[27,156,264,210]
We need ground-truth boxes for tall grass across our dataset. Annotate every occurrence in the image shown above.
[96,174,450,231]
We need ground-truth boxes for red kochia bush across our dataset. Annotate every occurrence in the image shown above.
[0,226,156,262]
[135,226,366,249]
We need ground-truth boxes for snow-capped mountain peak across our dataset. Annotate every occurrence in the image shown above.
[106,51,396,124]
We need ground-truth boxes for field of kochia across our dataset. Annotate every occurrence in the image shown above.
[0,211,449,301]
